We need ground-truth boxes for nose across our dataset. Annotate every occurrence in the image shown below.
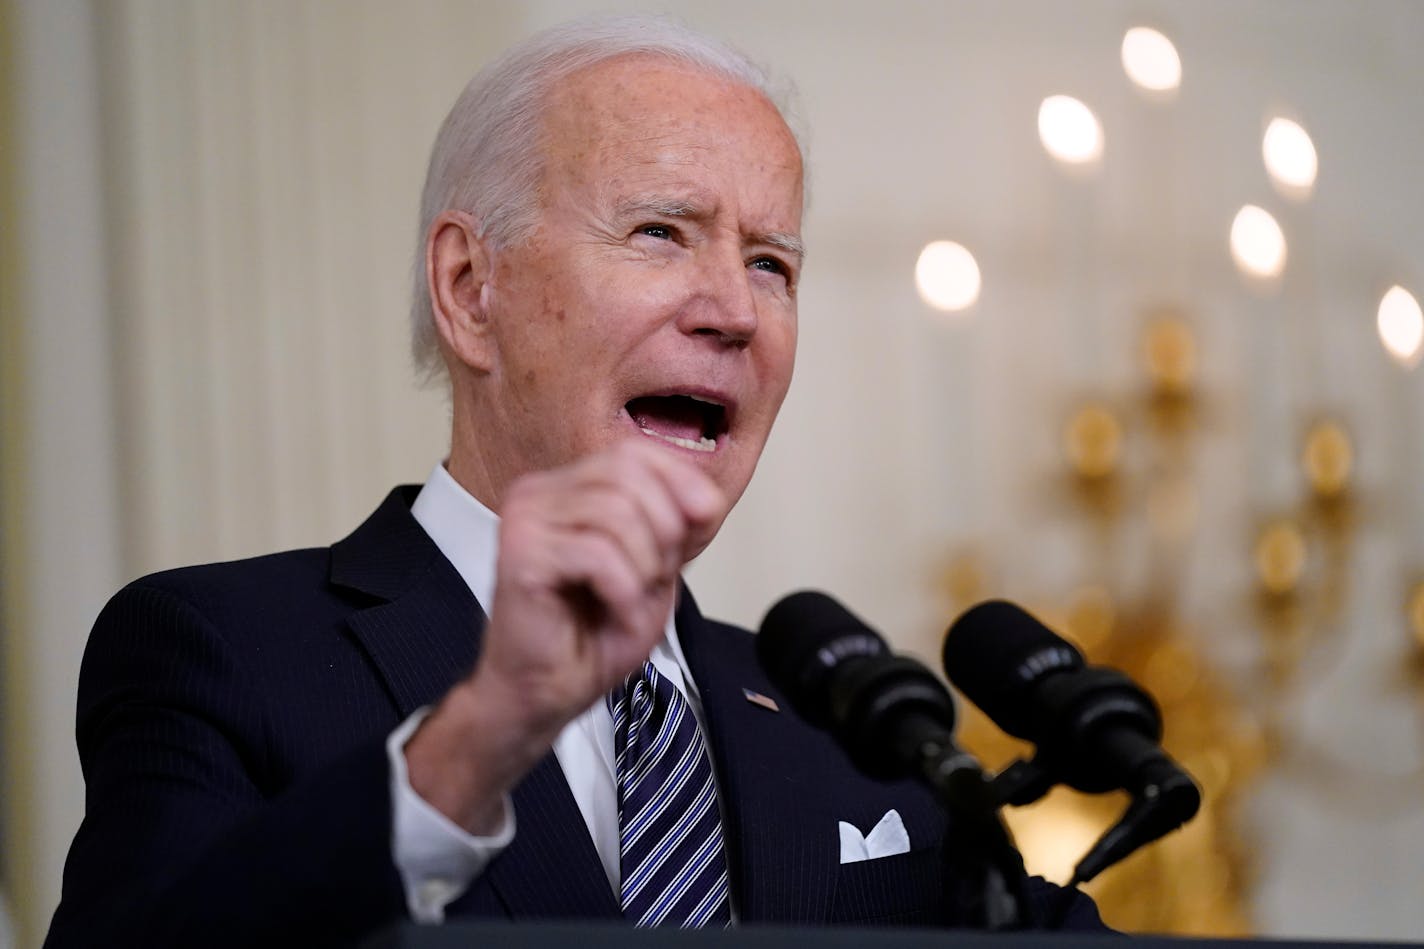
[676,243,759,345]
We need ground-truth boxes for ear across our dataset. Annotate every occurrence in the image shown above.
[427,209,495,372]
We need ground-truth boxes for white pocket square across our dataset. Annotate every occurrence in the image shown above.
[838,809,910,864]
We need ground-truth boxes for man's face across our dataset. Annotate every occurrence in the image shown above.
[470,55,803,510]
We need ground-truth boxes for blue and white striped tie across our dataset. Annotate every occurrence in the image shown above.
[608,661,732,927]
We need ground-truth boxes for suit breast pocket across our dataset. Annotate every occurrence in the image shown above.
[830,846,943,926]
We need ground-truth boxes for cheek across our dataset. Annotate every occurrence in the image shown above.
[496,276,586,366]
[763,312,798,392]
[587,265,686,317]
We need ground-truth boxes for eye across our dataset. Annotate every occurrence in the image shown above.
[637,223,676,241]
[749,255,790,279]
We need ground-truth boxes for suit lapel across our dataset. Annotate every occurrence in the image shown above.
[343,568,485,716]
[675,589,838,924]
[330,487,616,919]
[332,487,480,715]
[486,755,620,918]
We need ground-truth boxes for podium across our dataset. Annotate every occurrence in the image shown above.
[364,921,1419,949]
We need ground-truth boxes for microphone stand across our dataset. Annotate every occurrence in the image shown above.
[911,736,1037,931]
[985,751,1202,928]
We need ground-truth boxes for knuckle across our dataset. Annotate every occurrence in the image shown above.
[597,571,644,617]
[606,490,642,528]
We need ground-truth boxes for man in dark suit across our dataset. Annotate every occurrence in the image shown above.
[47,16,1100,948]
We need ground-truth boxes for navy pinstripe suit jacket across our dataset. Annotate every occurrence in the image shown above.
[46,487,1103,948]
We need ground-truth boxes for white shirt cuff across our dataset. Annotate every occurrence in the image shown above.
[387,708,516,923]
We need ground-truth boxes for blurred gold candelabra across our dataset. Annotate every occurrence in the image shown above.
[913,22,1424,935]
[937,312,1424,934]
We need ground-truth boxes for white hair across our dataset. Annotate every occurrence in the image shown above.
[409,14,805,382]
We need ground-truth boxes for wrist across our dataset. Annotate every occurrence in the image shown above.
[404,678,549,834]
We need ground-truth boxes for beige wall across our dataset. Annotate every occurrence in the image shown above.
[5,0,1424,945]
[3,3,124,945]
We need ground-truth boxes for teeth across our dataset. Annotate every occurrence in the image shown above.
[639,427,717,453]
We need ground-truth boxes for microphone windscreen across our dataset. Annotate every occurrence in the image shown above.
[941,600,1085,740]
[756,590,887,723]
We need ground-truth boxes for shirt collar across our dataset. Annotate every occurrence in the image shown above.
[409,462,500,616]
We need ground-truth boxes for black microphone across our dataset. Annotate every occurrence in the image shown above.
[942,600,1201,885]
[757,591,991,812]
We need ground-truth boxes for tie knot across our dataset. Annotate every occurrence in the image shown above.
[608,660,661,715]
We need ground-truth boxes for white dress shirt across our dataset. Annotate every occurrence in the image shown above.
[387,463,709,922]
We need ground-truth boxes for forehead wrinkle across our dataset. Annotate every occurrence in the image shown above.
[594,123,718,164]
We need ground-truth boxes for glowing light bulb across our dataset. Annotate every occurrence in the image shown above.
[1378,285,1424,367]
[915,240,981,312]
[1263,117,1318,195]
[1038,95,1103,165]
[1121,27,1181,92]
[1230,205,1287,279]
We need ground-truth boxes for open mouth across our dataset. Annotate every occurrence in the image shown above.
[625,394,729,453]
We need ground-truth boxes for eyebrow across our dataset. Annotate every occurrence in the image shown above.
[616,194,805,261]
[615,195,703,219]
[761,231,805,261]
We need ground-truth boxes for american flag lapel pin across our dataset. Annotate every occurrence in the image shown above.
[742,688,780,712]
